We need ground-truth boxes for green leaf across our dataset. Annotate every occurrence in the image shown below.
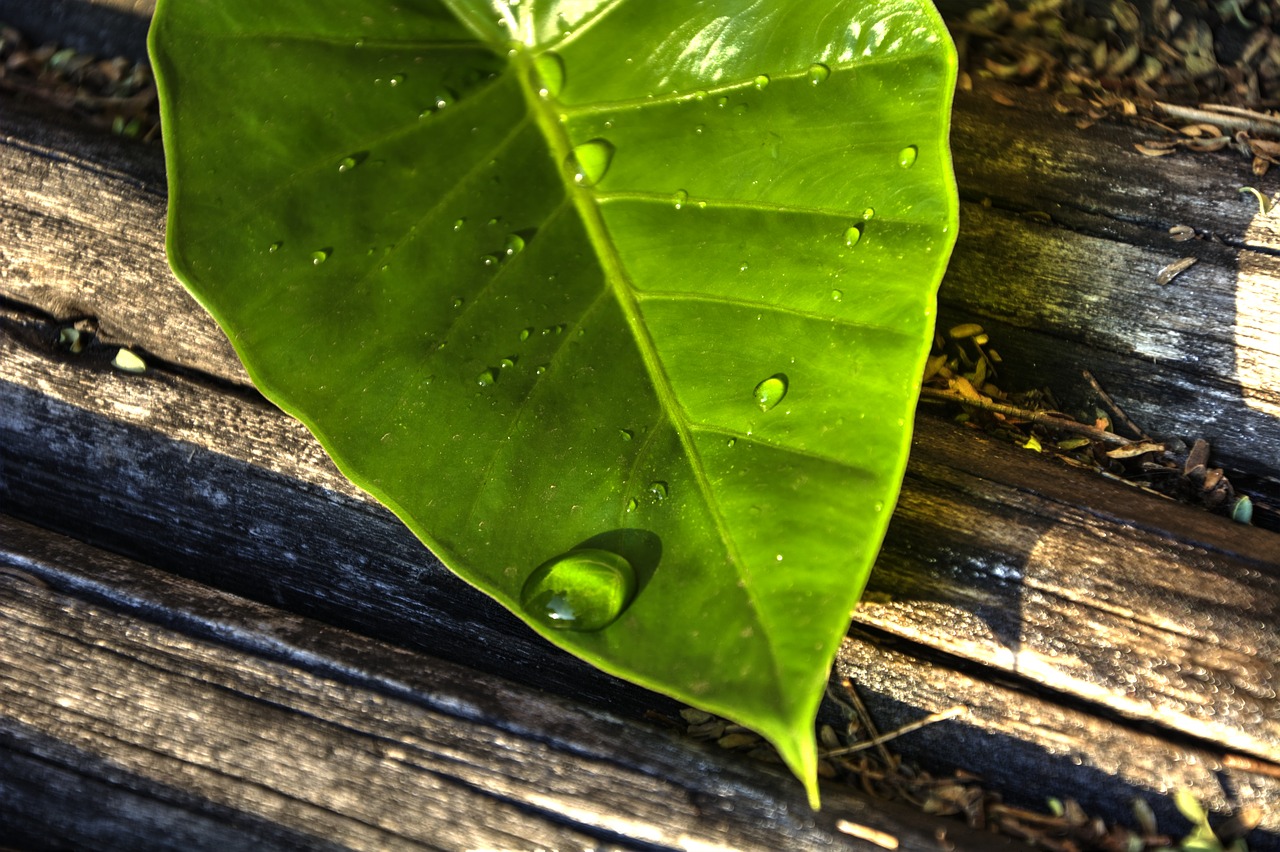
[150,0,958,804]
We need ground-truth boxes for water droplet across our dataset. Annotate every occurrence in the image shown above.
[434,91,454,110]
[716,95,729,108]
[694,124,705,135]
[733,104,749,116]
[626,498,637,513]
[753,375,788,411]
[831,289,843,301]
[566,139,614,186]
[694,90,709,101]
[311,249,330,265]
[807,63,831,85]
[452,297,464,308]
[753,74,770,90]
[520,548,636,631]
[874,501,885,512]
[388,73,405,86]
[453,218,466,231]
[500,356,517,368]
[673,189,688,210]
[863,207,875,220]
[648,481,668,501]
[338,155,359,173]
[897,145,918,168]
[504,233,525,256]
[535,364,547,375]
[620,429,633,441]
[727,438,736,448]
[268,241,282,253]
[844,224,863,247]
[481,254,499,267]
[534,51,565,98]
[477,368,496,386]
[519,327,532,341]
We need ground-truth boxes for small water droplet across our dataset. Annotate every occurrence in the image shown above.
[716,95,729,108]
[311,249,330,265]
[452,297,464,308]
[863,207,875,220]
[268,241,282,253]
[620,429,633,441]
[566,139,614,186]
[844,224,863,247]
[500,356,517,368]
[520,548,636,631]
[338,155,359,173]
[753,375,788,411]
[673,189,688,209]
[534,51,565,98]
[477,368,496,386]
[453,218,466,231]
[733,104,748,116]
[694,124,705,135]
[504,233,525,256]
[874,501,885,512]
[807,63,831,85]
[831,289,843,301]
[648,481,668,501]
[388,73,405,86]
[753,74,770,89]
[535,364,547,375]
[727,438,736,448]
[519,327,532,341]
[694,90,709,101]
[481,254,499,267]
[897,145,918,168]
[626,498,637,513]
[434,91,454,109]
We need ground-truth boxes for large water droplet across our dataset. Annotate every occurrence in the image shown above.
[500,355,517,369]
[477,368,496,386]
[311,249,330,265]
[566,139,614,186]
[534,51,565,98]
[844,224,863,247]
[807,63,831,85]
[520,548,636,631]
[519,327,532,341]
[831,289,843,301]
[753,374,788,411]
[898,145,918,168]
[648,481,668,501]
[504,233,525,256]
[753,74,770,90]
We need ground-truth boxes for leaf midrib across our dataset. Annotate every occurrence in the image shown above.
[515,48,790,712]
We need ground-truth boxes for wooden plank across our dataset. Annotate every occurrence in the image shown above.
[0,514,1013,852]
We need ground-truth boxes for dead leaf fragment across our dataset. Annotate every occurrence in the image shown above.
[1156,256,1197,285]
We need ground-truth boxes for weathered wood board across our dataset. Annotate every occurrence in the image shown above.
[2,5,1280,848]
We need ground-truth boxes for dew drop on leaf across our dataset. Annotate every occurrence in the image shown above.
[311,249,330,265]
[504,233,525,256]
[831,289,843,301]
[620,429,634,441]
[626,498,637,512]
[716,95,729,107]
[754,374,788,411]
[648,481,669,501]
[500,355,517,368]
[534,51,565,98]
[673,189,688,209]
[388,73,404,86]
[453,218,466,231]
[338,156,358,172]
[897,145,918,168]
[481,254,499,267]
[267,241,282,253]
[477,368,496,386]
[520,548,636,631]
[753,74,770,89]
[519,327,532,341]
[807,63,830,85]
[567,139,615,186]
[434,91,453,109]
[863,207,875,220]
[843,224,863,247]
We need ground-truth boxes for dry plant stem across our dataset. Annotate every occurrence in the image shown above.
[1082,369,1151,440]
[837,677,898,767]
[822,706,970,758]
[919,387,1137,445]
[1155,101,1280,134]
